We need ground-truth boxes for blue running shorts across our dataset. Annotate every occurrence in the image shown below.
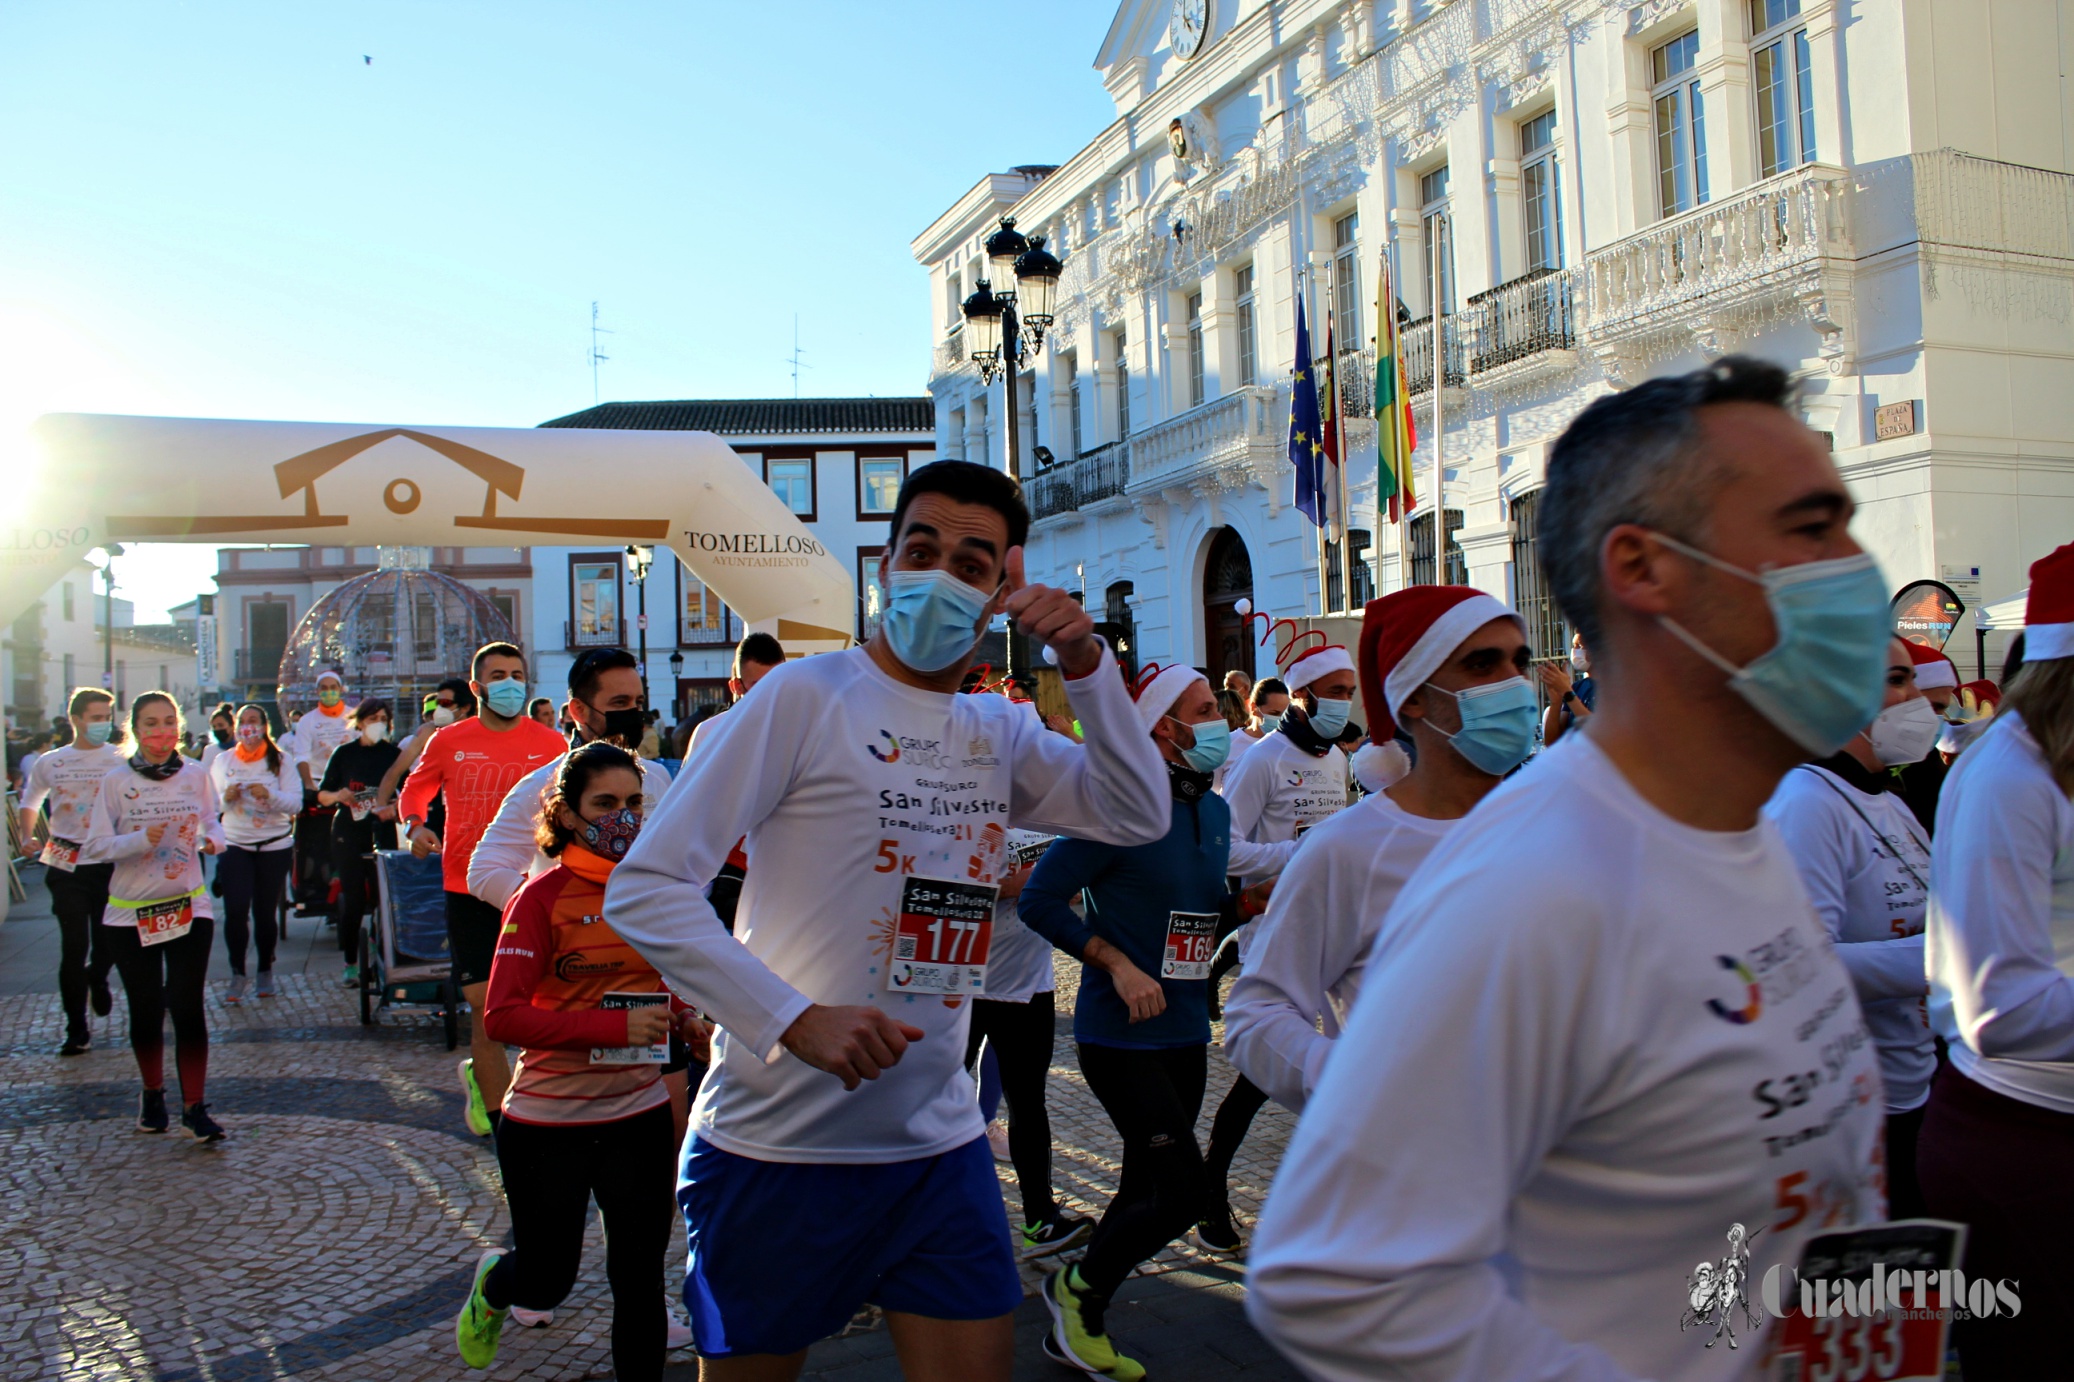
[679,1133,1023,1358]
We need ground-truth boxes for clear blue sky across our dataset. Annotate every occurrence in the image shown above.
[1,0,1119,616]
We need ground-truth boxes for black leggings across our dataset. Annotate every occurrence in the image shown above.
[218,845,291,974]
[331,827,392,960]
[963,992,1058,1226]
[102,917,214,1103]
[1203,1074,1270,1211]
[1075,1043,1207,1300]
[485,1104,677,1382]
[47,863,112,1036]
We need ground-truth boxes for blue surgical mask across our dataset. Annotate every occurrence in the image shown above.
[1652,534,1890,756]
[1256,712,1283,734]
[880,568,995,674]
[1306,697,1352,739]
[83,721,113,747]
[482,679,530,719]
[1170,715,1232,773]
[1426,676,1538,776]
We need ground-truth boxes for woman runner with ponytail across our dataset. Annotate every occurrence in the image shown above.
[453,742,706,1378]
[82,691,227,1141]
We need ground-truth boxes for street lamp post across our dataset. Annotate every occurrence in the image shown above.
[88,544,125,701]
[667,649,684,722]
[625,544,654,703]
[962,218,1062,677]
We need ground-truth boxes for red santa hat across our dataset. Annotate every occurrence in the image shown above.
[1277,634,1356,694]
[2025,541,2074,662]
[1130,662,1210,733]
[1902,641,1958,691]
[1358,586,1522,740]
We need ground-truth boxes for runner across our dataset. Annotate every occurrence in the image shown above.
[1895,640,1960,834]
[374,677,475,814]
[1017,663,1285,1379]
[607,460,1168,1380]
[1224,585,1530,1114]
[17,687,126,1054]
[208,704,301,1003]
[527,696,557,729]
[1213,675,1288,793]
[1921,540,2074,1377]
[287,671,359,914]
[198,703,235,775]
[688,631,787,935]
[398,643,567,1138]
[1248,357,1886,1379]
[315,699,400,988]
[454,743,704,1378]
[82,691,229,1141]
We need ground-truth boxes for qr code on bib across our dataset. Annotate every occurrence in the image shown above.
[896,936,917,959]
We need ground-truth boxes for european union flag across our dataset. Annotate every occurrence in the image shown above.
[1289,296,1326,528]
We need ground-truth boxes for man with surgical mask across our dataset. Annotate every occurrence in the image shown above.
[1249,357,1888,1381]
[607,460,1166,1379]
[1220,641,1358,876]
[1765,635,1937,1219]
[1225,585,1531,1115]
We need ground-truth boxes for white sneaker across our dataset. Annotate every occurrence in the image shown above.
[987,1119,1012,1164]
[666,1319,693,1350]
[255,970,276,999]
[224,975,248,1006]
[510,1305,554,1328]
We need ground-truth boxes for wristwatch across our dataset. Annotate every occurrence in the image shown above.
[1561,691,1577,708]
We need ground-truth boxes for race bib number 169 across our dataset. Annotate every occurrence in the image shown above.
[888,876,996,996]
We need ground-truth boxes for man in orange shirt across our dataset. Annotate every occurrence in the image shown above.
[399,641,568,1135]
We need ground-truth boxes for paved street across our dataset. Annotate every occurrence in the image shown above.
[0,866,1300,1382]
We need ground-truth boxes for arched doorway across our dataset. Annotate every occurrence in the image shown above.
[1203,527,1255,683]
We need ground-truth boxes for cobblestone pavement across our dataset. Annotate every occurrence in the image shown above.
[1,872,1299,1381]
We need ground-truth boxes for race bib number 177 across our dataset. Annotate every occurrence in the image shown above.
[887,876,996,996]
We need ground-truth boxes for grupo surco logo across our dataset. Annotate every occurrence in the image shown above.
[868,730,953,770]
[1706,926,1820,1025]
[681,529,826,567]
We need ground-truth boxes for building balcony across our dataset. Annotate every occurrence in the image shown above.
[931,330,973,384]
[1028,441,1132,522]
[1401,316,1467,397]
[1468,267,1578,372]
[1126,385,1283,497]
[678,611,742,647]
[1583,163,1854,356]
[565,620,623,650]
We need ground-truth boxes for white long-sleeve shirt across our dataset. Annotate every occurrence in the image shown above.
[19,743,127,868]
[1765,763,1934,1112]
[1246,735,1883,1382]
[291,705,357,778]
[81,760,225,925]
[1928,712,2074,1112]
[1221,728,1349,859]
[467,750,675,911]
[606,642,1168,1164]
[208,747,303,850]
[1223,790,1454,1111]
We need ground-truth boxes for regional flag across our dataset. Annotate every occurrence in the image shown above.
[1290,296,1327,528]
[1375,251,1419,523]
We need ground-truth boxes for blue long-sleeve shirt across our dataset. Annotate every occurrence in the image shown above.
[1019,781,1237,1049]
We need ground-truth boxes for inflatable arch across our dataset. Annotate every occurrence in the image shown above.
[4,413,856,647]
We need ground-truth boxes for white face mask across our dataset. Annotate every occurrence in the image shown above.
[1569,646,1590,673]
[1865,697,1941,766]
[430,706,456,726]
[361,723,389,745]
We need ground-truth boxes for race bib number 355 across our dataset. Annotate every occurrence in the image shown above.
[888,876,996,996]
[1161,911,1219,980]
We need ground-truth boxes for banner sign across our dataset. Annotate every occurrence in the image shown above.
[1891,580,1966,650]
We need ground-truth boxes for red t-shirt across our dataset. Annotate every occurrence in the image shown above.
[397,715,568,894]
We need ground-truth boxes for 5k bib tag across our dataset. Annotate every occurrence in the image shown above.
[1161,911,1219,980]
[888,876,996,996]
[591,992,670,1065]
[135,895,195,947]
[1765,1220,1966,1382]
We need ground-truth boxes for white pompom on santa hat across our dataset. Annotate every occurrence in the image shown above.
[1358,585,1523,741]
[2024,540,2074,662]
[1902,640,1958,691]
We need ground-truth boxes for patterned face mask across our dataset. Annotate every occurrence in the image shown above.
[577,806,642,861]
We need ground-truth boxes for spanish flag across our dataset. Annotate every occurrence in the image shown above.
[1374,250,1418,523]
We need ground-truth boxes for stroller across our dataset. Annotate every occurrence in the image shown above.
[359,848,461,1050]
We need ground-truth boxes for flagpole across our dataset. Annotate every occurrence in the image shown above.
[1329,255,1352,613]
[1429,210,1446,585]
[1306,264,1329,619]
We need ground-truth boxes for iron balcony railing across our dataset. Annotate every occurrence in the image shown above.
[1028,440,1132,521]
[1401,315,1466,396]
[564,619,624,650]
[1467,267,1577,372]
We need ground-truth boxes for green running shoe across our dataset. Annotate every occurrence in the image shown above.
[459,1058,492,1137]
[1042,1266,1145,1380]
[455,1251,507,1369]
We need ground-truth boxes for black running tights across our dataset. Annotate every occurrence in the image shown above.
[1203,1073,1270,1211]
[485,1104,677,1382]
[102,917,214,1103]
[964,992,1059,1227]
[217,844,290,975]
[1074,1042,1207,1301]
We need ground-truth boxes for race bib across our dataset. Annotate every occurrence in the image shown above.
[887,876,995,996]
[590,992,670,1065]
[348,790,376,822]
[135,895,195,947]
[1160,911,1219,980]
[1766,1220,1966,1382]
[43,839,80,872]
